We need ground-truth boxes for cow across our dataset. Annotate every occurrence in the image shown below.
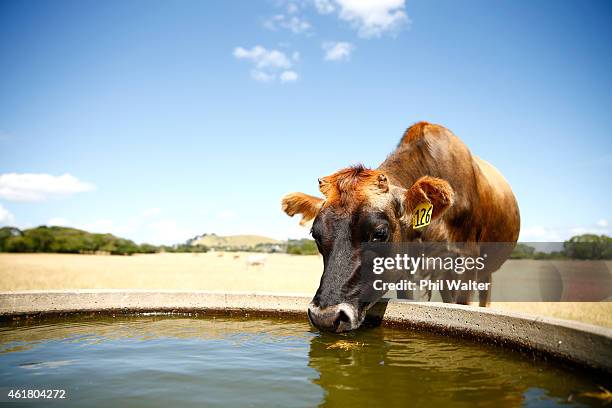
[281,122,520,332]
[245,254,268,268]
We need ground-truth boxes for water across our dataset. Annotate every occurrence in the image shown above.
[0,314,608,407]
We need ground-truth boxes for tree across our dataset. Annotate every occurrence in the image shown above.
[0,227,22,251]
[563,234,612,260]
[139,243,158,254]
[4,236,34,252]
[287,239,318,255]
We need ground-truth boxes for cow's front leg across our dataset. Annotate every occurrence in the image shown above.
[454,270,476,305]
[478,273,492,307]
[396,289,414,300]
[438,270,454,303]
[362,299,389,327]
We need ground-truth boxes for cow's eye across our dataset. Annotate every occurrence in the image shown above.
[371,227,389,242]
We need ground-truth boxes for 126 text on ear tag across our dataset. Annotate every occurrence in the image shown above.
[413,202,433,229]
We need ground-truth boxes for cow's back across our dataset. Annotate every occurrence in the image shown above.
[380,122,520,245]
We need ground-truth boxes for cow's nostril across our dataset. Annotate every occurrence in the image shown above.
[333,310,351,330]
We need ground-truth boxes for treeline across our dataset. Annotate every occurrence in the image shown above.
[0,226,209,256]
[511,234,612,260]
[287,239,318,255]
[2,226,609,259]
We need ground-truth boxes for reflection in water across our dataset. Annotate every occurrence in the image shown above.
[308,325,608,408]
[0,315,607,408]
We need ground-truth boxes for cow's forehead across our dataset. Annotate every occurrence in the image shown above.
[318,165,390,212]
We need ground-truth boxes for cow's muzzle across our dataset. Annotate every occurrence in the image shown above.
[307,303,360,333]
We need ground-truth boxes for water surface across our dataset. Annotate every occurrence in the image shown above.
[0,315,608,407]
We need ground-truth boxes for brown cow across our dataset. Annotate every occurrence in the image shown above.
[281,122,520,332]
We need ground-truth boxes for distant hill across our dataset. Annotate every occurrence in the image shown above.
[188,233,281,250]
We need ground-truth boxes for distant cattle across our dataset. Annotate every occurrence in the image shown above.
[245,254,268,268]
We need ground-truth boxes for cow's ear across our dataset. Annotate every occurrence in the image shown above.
[404,176,454,222]
[281,192,323,225]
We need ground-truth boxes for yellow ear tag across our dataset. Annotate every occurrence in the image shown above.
[412,202,433,229]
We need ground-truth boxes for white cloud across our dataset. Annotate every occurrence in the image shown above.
[597,219,609,227]
[0,173,95,202]
[315,0,408,38]
[264,14,312,34]
[0,204,14,225]
[234,45,299,84]
[280,70,299,82]
[233,46,291,69]
[323,41,355,61]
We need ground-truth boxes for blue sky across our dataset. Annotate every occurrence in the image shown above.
[0,0,610,244]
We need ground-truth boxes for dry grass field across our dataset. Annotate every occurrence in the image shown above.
[0,252,322,294]
[0,253,610,327]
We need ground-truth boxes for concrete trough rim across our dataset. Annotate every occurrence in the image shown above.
[0,289,610,374]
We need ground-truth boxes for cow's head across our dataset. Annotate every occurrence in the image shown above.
[281,165,454,332]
